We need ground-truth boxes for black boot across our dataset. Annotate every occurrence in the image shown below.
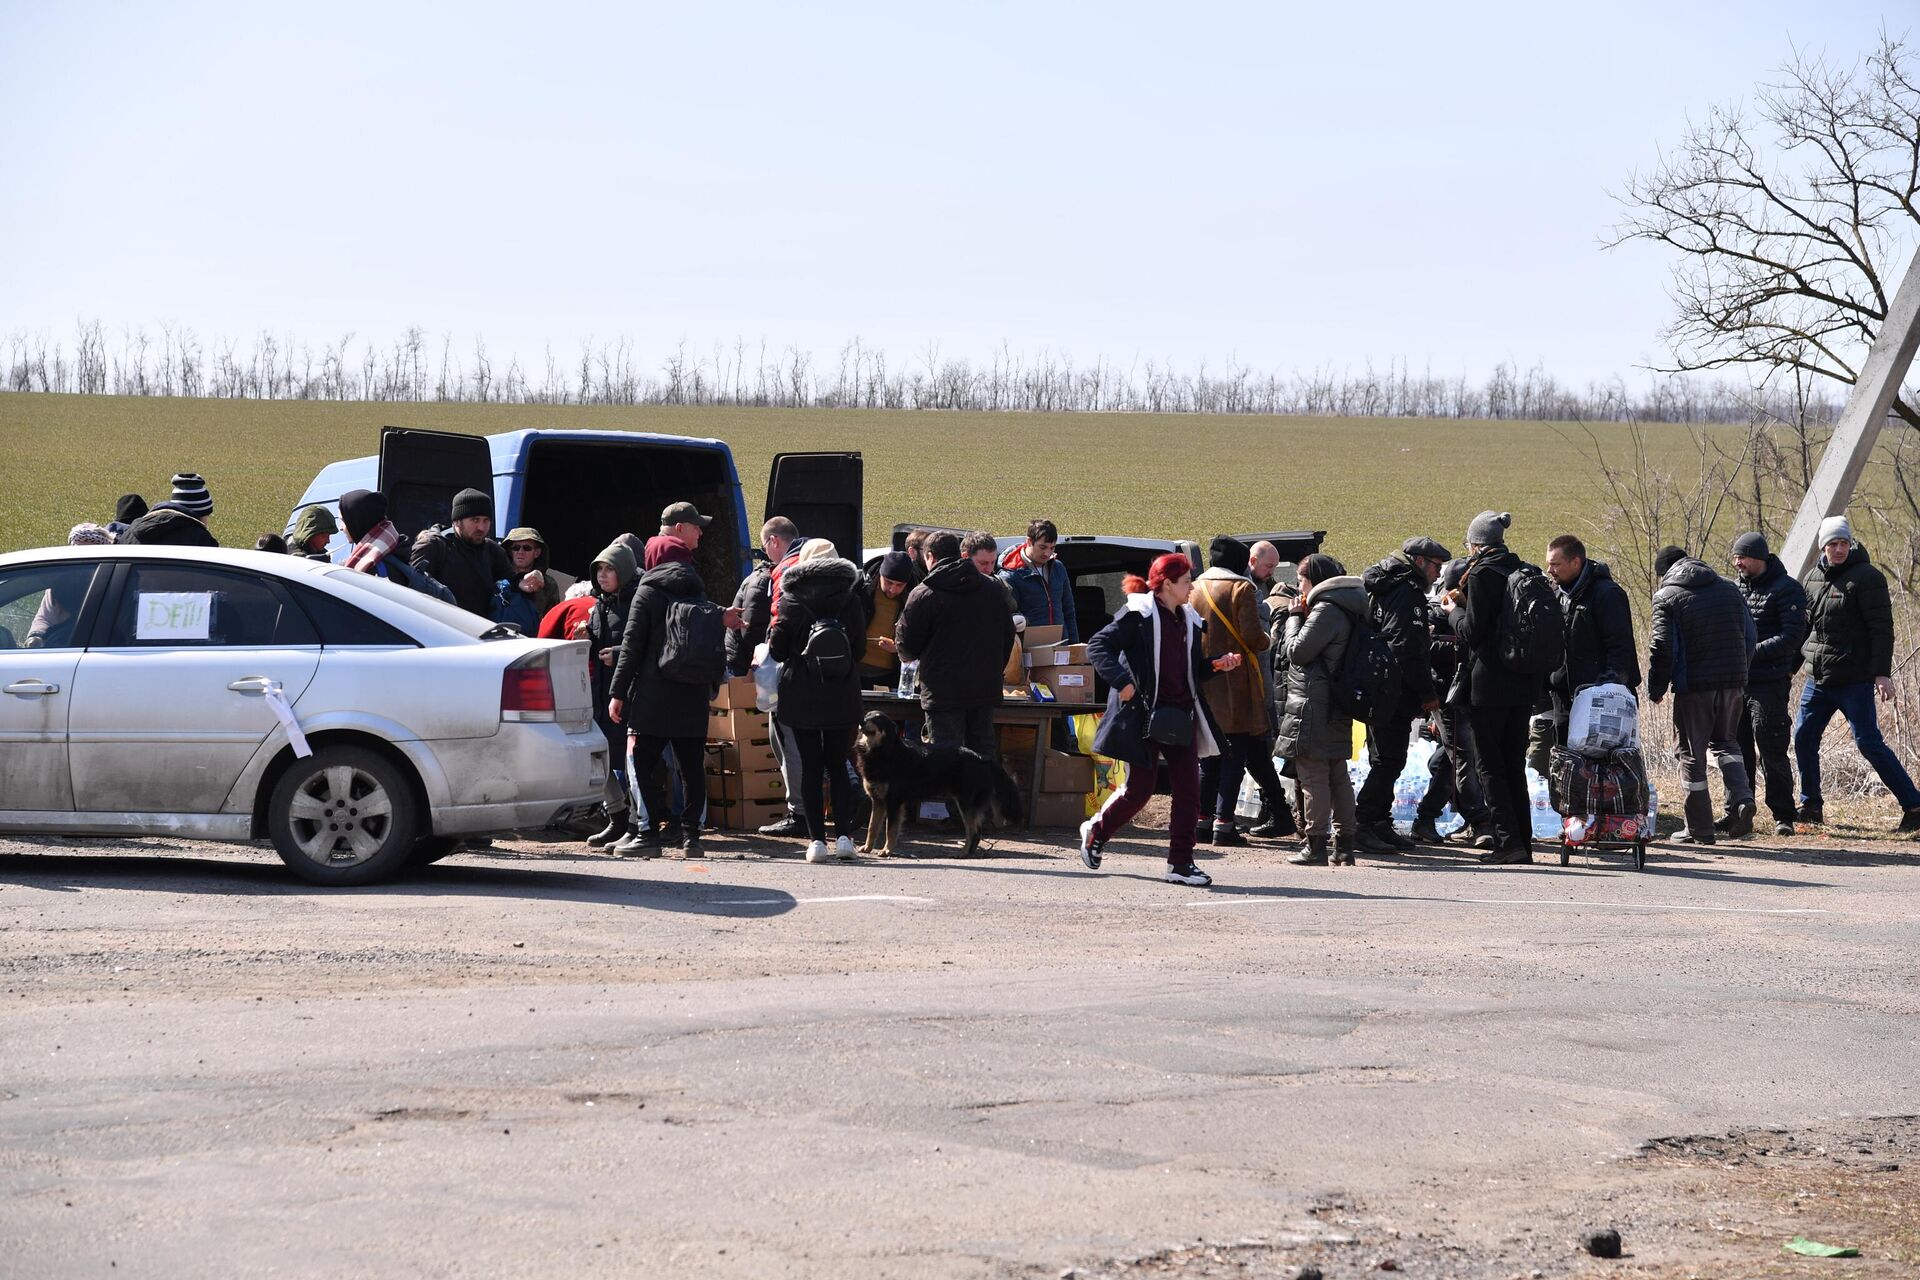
[1210,820,1248,848]
[1354,824,1401,855]
[1288,841,1330,866]
[1409,816,1447,845]
[1373,820,1415,851]
[586,808,627,848]
[1250,803,1297,838]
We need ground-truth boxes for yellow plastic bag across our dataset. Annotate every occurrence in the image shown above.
[1071,713,1127,818]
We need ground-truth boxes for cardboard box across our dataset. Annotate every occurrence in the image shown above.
[707,705,771,744]
[710,797,787,831]
[1029,790,1089,827]
[1023,624,1064,648]
[705,770,742,803]
[710,675,759,711]
[706,739,779,777]
[1041,750,1096,793]
[1022,642,1091,668]
[1031,665,1097,701]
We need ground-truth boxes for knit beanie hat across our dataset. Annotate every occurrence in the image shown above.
[1653,545,1687,577]
[878,551,915,582]
[338,489,388,542]
[1208,535,1250,575]
[1731,531,1770,560]
[115,494,148,524]
[68,522,113,546]
[1818,515,1853,547]
[450,487,493,522]
[169,472,213,518]
[1465,510,1510,547]
[796,538,837,563]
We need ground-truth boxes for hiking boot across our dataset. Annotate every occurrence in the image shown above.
[758,813,806,837]
[1333,837,1357,866]
[610,829,659,858]
[1372,821,1415,850]
[1725,801,1755,839]
[660,822,686,850]
[805,840,831,863]
[1164,863,1213,887]
[1077,819,1106,871]
[1774,820,1795,837]
[1471,823,1497,850]
[1673,828,1716,846]
[1898,806,1920,834]
[1210,821,1248,848]
[1409,816,1448,845]
[585,811,627,848]
[1354,825,1401,855]
[682,835,705,861]
[1794,802,1824,825]
[1288,844,1330,866]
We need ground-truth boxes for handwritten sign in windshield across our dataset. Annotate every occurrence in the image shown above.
[135,592,213,641]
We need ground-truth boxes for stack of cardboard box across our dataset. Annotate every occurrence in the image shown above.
[705,676,785,831]
[997,721,1099,828]
[1021,624,1098,704]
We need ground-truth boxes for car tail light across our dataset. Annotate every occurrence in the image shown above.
[501,652,556,721]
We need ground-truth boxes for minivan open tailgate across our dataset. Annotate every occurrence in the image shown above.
[548,640,595,732]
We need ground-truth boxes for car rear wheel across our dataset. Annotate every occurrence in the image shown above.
[268,746,419,886]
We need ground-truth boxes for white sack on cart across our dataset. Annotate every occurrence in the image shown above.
[1567,682,1638,757]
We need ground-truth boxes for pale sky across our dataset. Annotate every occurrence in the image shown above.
[0,1,1907,387]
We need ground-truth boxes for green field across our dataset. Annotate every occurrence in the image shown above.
[0,393,1730,573]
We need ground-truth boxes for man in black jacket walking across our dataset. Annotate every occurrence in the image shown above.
[1648,546,1756,843]
[1730,532,1808,836]
[1354,536,1450,854]
[411,487,515,617]
[1792,516,1920,832]
[896,530,1017,757]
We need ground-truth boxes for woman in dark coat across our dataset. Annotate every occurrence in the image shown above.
[582,540,640,849]
[1274,554,1368,866]
[1079,553,1239,887]
[766,547,868,862]
[609,535,716,858]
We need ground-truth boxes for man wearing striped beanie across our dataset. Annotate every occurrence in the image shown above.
[167,472,214,521]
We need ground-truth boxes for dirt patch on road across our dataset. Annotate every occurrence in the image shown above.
[1023,1117,1920,1279]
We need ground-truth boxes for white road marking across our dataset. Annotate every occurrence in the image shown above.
[1186,895,1831,917]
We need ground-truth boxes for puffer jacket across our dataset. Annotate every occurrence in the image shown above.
[1451,545,1539,708]
[1648,556,1755,700]
[726,559,772,677]
[1361,553,1436,706]
[585,540,639,715]
[1549,558,1640,713]
[767,556,868,730]
[1802,543,1895,686]
[1274,574,1368,760]
[1191,567,1271,735]
[1086,593,1222,766]
[895,557,1016,711]
[608,560,715,740]
[119,508,219,548]
[1739,554,1808,685]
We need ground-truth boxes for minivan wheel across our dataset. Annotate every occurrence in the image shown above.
[268,746,419,886]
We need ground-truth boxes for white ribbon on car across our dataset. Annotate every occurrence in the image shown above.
[261,680,312,759]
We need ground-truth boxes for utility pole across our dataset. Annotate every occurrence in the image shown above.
[1781,249,1920,578]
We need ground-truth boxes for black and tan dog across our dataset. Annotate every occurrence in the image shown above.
[853,710,1023,856]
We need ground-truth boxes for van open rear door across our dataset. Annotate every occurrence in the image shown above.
[378,428,495,542]
[766,452,863,561]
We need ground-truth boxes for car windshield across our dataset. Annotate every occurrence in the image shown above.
[322,569,496,638]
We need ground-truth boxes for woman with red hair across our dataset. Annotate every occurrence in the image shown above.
[1080,553,1242,885]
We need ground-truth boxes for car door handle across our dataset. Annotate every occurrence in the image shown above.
[227,676,274,694]
[4,680,61,696]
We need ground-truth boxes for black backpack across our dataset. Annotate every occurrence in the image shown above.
[801,614,855,680]
[657,596,728,686]
[1497,562,1566,676]
[1330,614,1399,722]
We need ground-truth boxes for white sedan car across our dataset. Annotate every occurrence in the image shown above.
[0,545,606,885]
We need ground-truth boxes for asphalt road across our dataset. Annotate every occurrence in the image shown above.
[1,825,1915,1278]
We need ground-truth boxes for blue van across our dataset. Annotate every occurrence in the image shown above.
[288,427,862,598]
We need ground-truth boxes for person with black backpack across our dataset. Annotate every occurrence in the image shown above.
[1442,511,1558,864]
[766,543,868,863]
[607,533,728,858]
[1354,535,1450,854]
[1274,554,1369,866]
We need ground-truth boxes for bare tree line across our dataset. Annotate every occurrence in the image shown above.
[0,320,1856,424]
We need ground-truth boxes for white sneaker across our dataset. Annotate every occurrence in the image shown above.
[834,835,857,860]
[805,840,830,863]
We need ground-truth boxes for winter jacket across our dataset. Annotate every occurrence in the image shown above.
[1274,574,1368,760]
[895,557,1016,712]
[766,556,868,730]
[727,560,773,677]
[999,549,1079,641]
[1191,567,1271,735]
[1449,546,1540,708]
[1549,558,1640,714]
[1648,557,1755,700]
[585,540,639,715]
[858,566,905,682]
[1802,543,1896,687]
[1085,594,1222,765]
[1251,575,1281,721]
[288,505,338,560]
[1361,553,1437,707]
[608,560,716,740]
[119,508,218,548]
[1739,555,1808,686]
[412,528,513,617]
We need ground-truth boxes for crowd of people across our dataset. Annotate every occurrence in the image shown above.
[47,478,1920,885]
